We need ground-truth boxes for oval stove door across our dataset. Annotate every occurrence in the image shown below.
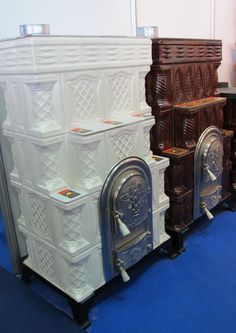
[194,126,223,219]
[100,157,153,280]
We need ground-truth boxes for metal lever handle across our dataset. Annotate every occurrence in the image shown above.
[201,202,214,220]
[204,165,217,181]
[111,210,131,237]
[116,260,130,282]
[116,215,130,237]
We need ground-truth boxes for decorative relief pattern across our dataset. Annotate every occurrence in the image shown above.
[111,132,135,162]
[104,46,117,62]
[176,46,185,59]
[9,138,19,178]
[0,48,17,71]
[40,149,61,182]
[201,110,208,132]
[79,144,99,180]
[83,46,101,63]
[183,117,195,142]
[110,75,130,113]
[205,65,212,96]
[144,127,151,158]
[159,210,166,237]
[29,195,49,235]
[11,82,24,130]
[35,47,58,65]
[0,40,151,73]
[157,117,169,150]
[171,164,185,188]
[139,75,145,105]
[185,70,194,101]
[33,90,53,123]
[195,68,204,99]
[17,190,26,225]
[155,72,167,106]
[0,82,11,127]
[63,208,84,243]
[213,66,219,92]
[159,169,166,202]
[162,46,172,60]
[219,108,224,129]
[158,44,222,64]
[27,82,56,127]
[34,242,56,281]
[70,260,89,290]
[204,141,223,178]
[174,69,184,104]
[70,77,98,122]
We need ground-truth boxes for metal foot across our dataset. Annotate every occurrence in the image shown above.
[166,229,185,259]
[21,264,33,284]
[68,298,92,329]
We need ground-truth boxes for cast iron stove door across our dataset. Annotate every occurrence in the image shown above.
[194,126,223,219]
[100,157,153,282]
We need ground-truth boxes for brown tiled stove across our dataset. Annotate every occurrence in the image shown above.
[146,38,233,254]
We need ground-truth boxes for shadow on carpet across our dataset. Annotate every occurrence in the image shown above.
[0,267,85,333]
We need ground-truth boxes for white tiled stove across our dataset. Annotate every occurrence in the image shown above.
[0,36,169,302]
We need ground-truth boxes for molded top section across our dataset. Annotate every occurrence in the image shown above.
[152,38,222,44]
[0,36,152,74]
[151,38,222,65]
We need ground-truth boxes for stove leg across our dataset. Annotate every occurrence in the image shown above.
[21,264,33,284]
[68,298,92,329]
[229,192,236,211]
[166,230,185,259]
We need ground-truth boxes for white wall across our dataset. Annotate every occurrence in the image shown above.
[0,0,133,38]
[136,0,213,39]
[215,0,236,85]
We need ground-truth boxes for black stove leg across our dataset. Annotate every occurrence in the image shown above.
[21,264,33,284]
[229,192,236,211]
[68,298,92,329]
[166,230,185,259]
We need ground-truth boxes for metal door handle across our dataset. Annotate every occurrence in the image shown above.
[115,259,130,282]
[201,202,214,220]
[203,165,217,181]
[111,210,131,237]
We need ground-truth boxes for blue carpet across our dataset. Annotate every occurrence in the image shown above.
[0,211,12,272]
[89,210,236,333]
[0,267,85,333]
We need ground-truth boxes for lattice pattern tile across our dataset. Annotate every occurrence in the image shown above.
[40,149,61,181]
[63,209,84,243]
[110,75,130,113]
[69,259,89,290]
[32,89,54,124]
[34,242,56,281]
[70,77,97,122]
[29,195,49,236]
[111,132,135,162]
[80,145,99,180]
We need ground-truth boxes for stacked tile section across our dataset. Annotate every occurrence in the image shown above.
[0,36,169,302]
